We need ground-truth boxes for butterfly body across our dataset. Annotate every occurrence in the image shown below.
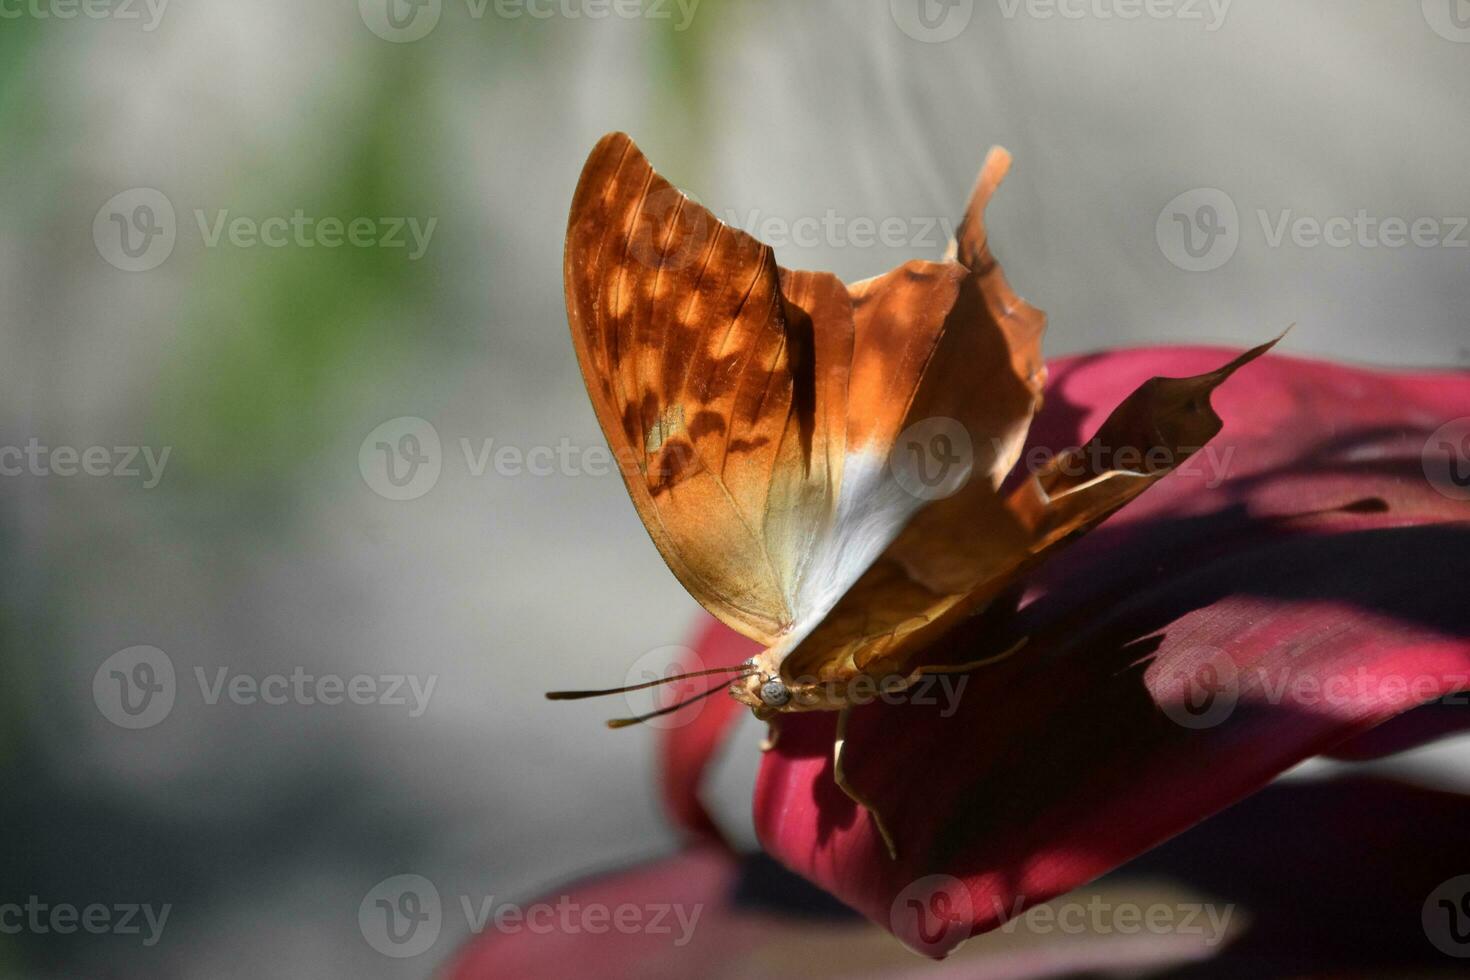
[730,651,909,719]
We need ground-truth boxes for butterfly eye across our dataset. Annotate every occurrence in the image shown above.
[759,678,791,708]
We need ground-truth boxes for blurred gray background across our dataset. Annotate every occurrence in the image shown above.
[1,0,1467,975]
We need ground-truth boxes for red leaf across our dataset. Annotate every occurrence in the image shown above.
[439,845,743,980]
[749,347,1470,956]
[1324,698,1470,760]
[1118,776,1470,970]
[439,845,1235,980]
[443,778,1470,978]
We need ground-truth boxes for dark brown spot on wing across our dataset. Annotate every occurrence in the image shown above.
[647,437,699,496]
[687,410,727,442]
[727,437,771,454]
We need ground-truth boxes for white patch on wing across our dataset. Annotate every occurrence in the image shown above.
[773,446,935,662]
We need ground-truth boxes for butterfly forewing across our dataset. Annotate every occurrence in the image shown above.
[564,133,853,644]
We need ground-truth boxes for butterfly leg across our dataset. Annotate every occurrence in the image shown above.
[760,718,782,752]
[833,707,898,859]
[907,636,1028,680]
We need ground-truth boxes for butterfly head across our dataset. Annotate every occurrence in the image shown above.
[758,676,791,708]
[730,654,851,718]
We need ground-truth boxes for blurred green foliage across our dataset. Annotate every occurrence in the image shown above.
[147,5,730,495]
[158,52,446,491]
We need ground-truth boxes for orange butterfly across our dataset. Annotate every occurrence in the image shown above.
[550,132,1276,855]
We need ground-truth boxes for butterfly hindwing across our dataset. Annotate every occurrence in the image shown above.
[778,149,1050,682]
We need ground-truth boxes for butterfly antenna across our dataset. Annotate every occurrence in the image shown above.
[605,676,750,729]
[545,663,753,701]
